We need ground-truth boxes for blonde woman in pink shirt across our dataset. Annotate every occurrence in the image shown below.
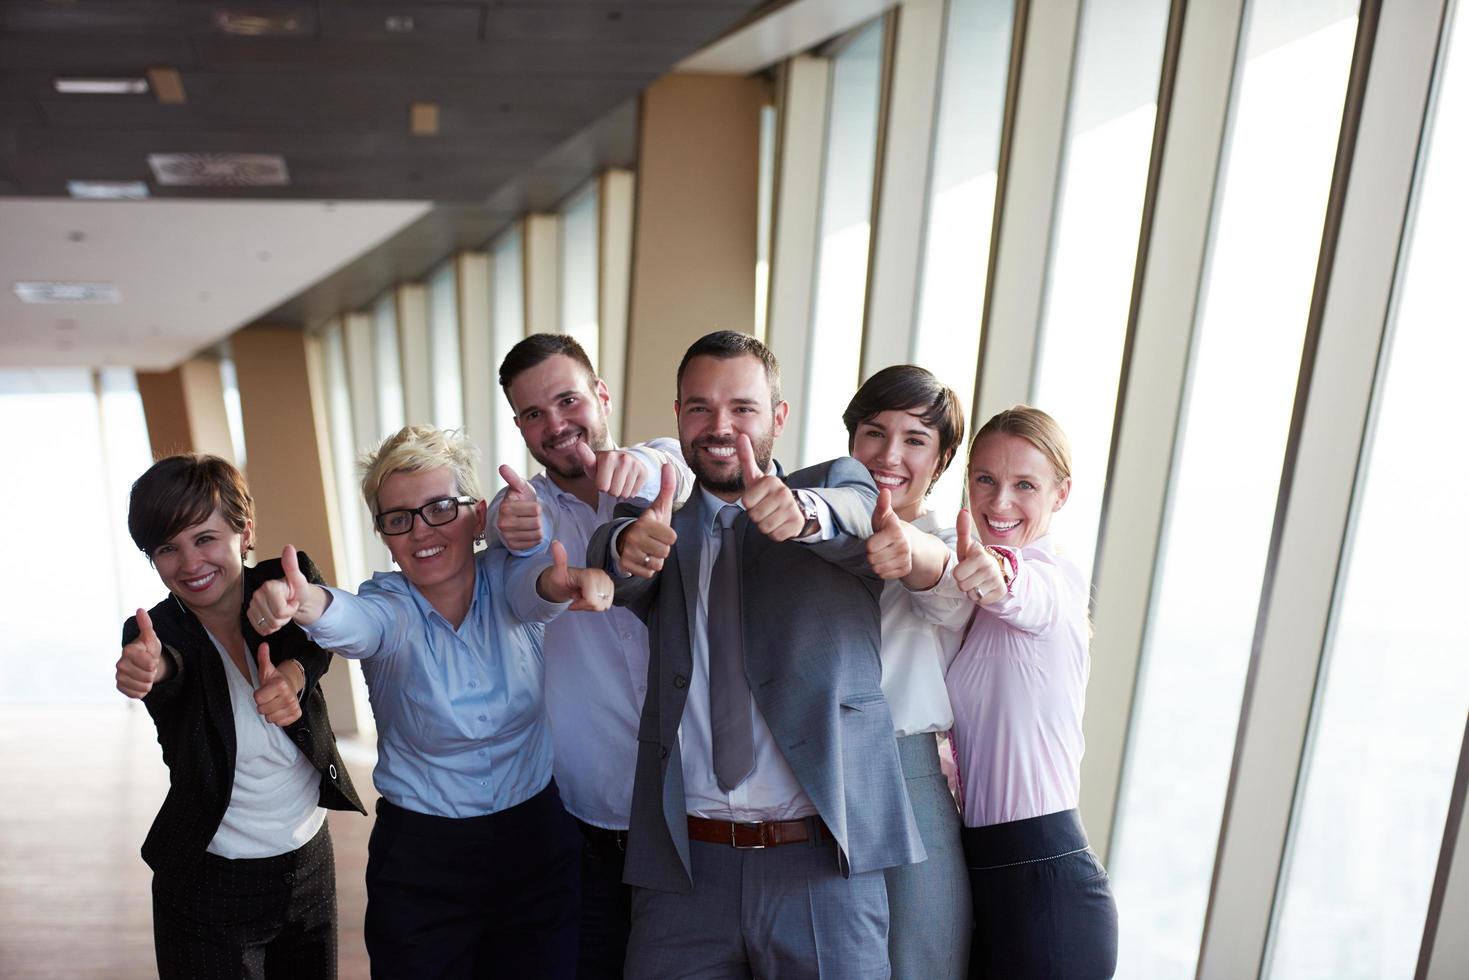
[945,406,1117,979]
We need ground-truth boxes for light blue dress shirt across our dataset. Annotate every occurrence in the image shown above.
[304,546,566,819]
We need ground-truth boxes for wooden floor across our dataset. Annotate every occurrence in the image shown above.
[0,703,380,979]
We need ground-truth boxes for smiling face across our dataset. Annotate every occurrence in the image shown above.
[150,508,251,619]
[377,467,486,596]
[506,353,613,482]
[967,432,1071,549]
[676,353,788,499]
[850,409,943,521]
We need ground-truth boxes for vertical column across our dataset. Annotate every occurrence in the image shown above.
[397,283,432,425]
[458,251,495,454]
[230,324,363,735]
[523,214,561,334]
[624,72,766,443]
[600,168,636,444]
[135,356,236,462]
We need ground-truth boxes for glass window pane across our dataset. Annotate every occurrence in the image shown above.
[755,103,777,343]
[911,0,1016,515]
[801,19,886,466]
[218,349,248,468]
[428,262,464,430]
[559,183,601,372]
[372,291,405,437]
[1267,7,1469,978]
[320,320,368,587]
[1108,4,1361,978]
[491,227,529,485]
[1030,0,1171,583]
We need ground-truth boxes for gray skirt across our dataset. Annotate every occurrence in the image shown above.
[883,732,973,980]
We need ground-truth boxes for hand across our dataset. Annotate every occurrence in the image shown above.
[253,644,303,727]
[538,540,615,612]
[576,443,652,500]
[617,462,678,579]
[952,510,1008,605]
[247,545,312,633]
[737,434,805,541]
[497,464,544,551]
[866,489,913,581]
[116,607,164,699]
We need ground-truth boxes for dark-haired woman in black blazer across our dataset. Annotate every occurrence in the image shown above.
[115,454,365,979]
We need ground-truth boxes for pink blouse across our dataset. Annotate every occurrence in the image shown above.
[944,535,1091,828]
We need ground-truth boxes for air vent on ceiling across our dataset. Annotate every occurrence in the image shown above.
[148,153,290,187]
[14,281,122,304]
[213,11,308,36]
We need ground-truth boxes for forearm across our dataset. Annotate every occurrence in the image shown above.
[900,530,949,592]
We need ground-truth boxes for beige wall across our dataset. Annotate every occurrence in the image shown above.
[623,73,767,442]
[135,357,235,462]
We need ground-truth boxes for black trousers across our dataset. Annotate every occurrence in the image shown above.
[365,781,582,980]
[152,820,337,980]
[573,819,632,980]
[963,809,1118,980]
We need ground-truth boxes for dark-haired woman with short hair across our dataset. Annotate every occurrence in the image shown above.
[115,454,364,980]
[843,365,974,979]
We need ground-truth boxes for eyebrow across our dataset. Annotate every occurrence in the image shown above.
[518,389,581,416]
[682,395,762,406]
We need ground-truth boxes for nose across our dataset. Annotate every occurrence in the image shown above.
[877,437,902,466]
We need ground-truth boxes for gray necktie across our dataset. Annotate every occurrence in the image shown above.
[709,504,754,792]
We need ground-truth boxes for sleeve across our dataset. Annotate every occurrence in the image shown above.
[501,547,572,625]
[787,457,880,577]
[977,548,1082,637]
[484,481,555,558]
[301,578,414,661]
[280,551,334,693]
[122,607,187,711]
[587,512,659,620]
[620,437,695,507]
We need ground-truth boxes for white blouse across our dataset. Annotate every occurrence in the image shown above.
[204,631,325,859]
[878,511,973,737]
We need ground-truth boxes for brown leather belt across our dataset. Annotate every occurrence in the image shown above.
[687,815,831,849]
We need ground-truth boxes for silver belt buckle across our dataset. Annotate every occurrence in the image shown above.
[731,821,767,849]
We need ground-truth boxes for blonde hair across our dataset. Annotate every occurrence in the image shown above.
[359,425,483,515]
[969,405,1072,483]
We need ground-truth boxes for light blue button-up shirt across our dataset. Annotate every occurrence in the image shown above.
[304,546,566,818]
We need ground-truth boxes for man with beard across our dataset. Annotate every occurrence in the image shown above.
[588,331,924,980]
[494,333,692,979]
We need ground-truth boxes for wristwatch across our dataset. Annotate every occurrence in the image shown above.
[795,492,821,539]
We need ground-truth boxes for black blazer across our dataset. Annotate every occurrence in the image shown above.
[121,552,366,887]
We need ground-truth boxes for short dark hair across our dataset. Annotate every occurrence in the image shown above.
[498,333,598,393]
[675,330,782,407]
[842,365,966,494]
[128,454,254,557]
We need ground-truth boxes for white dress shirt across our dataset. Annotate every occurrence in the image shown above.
[204,631,325,859]
[878,511,971,737]
[531,438,690,830]
[679,484,835,822]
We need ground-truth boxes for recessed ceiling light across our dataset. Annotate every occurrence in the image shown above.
[213,11,307,36]
[384,15,414,33]
[14,281,122,304]
[148,152,289,186]
[67,180,150,200]
[54,77,148,95]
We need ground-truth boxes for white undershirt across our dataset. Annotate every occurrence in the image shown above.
[204,631,325,859]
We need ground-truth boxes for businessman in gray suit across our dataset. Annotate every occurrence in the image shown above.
[587,331,924,979]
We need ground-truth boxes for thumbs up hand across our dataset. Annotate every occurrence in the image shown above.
[577,443,652,500]
[253,643,304,727]
[865,489,913,581]
[617,462,678,580]
[247,545,320,632]
[497,464,544,552]
[116,607,165,699]
[538,540,615,612]
[952,509,1008,605]
[737,434,806,541]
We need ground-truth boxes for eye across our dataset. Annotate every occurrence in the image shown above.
[196,534,215,546]
[1018,480,1037,491]
[560,396,579,407]
[974,474,994,486]
[735,406,756,414]
[522,410,540,422]
[905,437,927,447]
[155,544,175,555]
[427,498,456,516]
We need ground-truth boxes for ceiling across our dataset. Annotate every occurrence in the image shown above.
[0,0,765,370]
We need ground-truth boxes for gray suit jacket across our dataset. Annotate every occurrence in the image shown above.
[587,456,925,894]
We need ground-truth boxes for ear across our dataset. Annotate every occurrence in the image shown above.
[473,497,489,533]
[1053,477,1072,511]
[771,400,790,438]
[594,377,612,413]
[241,517,256,556]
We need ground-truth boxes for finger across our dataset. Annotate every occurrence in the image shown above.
[499,464,533,498]
[652,462,677,522]
[135,607,157,648]
[577,442,599,481]
[550,540,574,593]
[874,488,896,529]
[282,544,306,598]
[956,509,975,561]
[256,643,277,682]
[736,433,761,487]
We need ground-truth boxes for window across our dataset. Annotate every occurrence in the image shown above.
[1030,0,1171,583]
[1266,6,1469,977]
[559,183,601,373]
[491,226,530,483]
[801,18,887,466]
[1108,3,1361,977]
[371,291,406,437]
[427,262,464,430]
[910,0,1016,515]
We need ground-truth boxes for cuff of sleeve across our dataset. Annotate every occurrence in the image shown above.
[792,489,836,542]
[300,586,353,641]
[607,521,635,578]
[527,558,575,618]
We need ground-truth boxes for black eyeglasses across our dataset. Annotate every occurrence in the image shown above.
[374,496,476,535]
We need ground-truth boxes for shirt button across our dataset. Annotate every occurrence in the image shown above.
[468,680,478,688]
[673,674,687,689]
[478,714,487,722]
[283,871,295,885]
[480,781,487,787]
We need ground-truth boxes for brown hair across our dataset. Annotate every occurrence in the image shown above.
[128,454,254,557]
[676,330,782,408]
[971,405,1072,483]
[843,365,966,494]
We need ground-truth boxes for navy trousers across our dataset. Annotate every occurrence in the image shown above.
[365,781,582,980]
[574,819,633,979]
[963,809,1118,979]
